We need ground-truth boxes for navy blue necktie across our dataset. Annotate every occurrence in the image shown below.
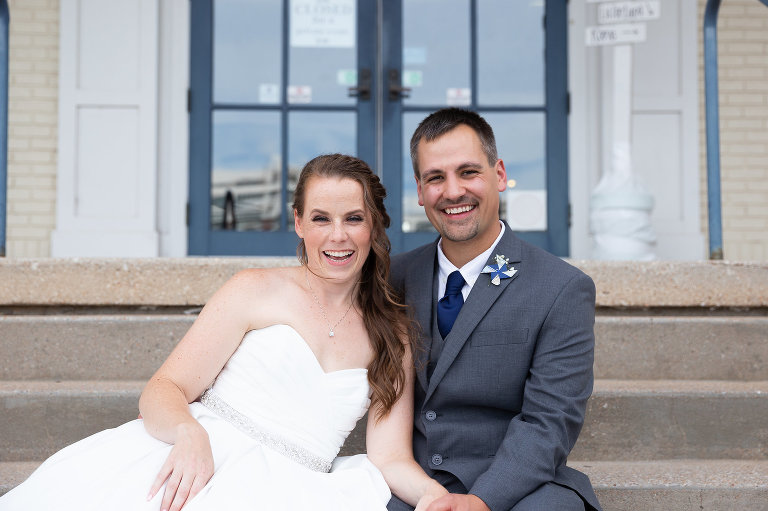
[437,270,465,338]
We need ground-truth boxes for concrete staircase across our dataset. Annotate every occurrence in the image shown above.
[1,258,767,510]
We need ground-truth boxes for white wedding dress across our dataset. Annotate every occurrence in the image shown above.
[0,324,390,510]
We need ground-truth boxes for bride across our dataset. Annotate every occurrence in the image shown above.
[0,154,447,510]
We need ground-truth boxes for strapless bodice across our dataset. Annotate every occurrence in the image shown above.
[202,324,370,466]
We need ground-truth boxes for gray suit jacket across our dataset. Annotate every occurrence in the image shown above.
[390,225,601,511]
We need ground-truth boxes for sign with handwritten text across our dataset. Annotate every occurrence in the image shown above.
[586,23,647,46]
[598,1,660,24]
[290,0,355,48]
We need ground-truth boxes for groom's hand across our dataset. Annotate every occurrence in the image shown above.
[426,493,491,511]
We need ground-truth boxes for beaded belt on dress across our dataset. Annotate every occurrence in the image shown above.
[199,389,333,473]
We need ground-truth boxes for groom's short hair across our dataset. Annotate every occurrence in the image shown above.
[409,107,498,178]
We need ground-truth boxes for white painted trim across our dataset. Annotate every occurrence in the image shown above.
[568,2,595,259]
[157,1,190,256]
[677,0,704,259]
[54,1,76,235]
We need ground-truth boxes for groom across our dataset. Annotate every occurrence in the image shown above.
[389,108,601,511]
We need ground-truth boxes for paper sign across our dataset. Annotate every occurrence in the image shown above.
[287,85,312,103]
[446,88,471,106]
[402,70,423,88]
[259,83,280,104]
[337,69,357,86]
[598,1,660,24]
[585,23,646,46]
[290,0,355,48]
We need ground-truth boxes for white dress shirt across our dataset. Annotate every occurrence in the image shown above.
[436,221,506,301]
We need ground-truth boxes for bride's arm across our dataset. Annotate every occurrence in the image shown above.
[139,270,261,511]
[366,345,448,509]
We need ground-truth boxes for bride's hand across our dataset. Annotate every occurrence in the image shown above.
[147,422,214,511]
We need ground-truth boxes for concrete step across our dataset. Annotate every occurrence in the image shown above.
[572,460,768,510]
[572,380,768,461]
[3,379,768,463]
[0,462,39,496]
[3,315,767,380]
[0,379,366,462]
[3,259,767,309]
[0,315,192,380]
[4,459,767,510]
[0,380,143,461]
[594,316,768,380]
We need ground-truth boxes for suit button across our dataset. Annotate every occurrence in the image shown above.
[431,454,443,466]
[425,410,437,421]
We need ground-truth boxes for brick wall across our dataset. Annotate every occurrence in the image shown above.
[698,0,768,261]
[5,0,59,258]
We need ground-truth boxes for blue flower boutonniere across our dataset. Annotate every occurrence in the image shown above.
[481,254,517,286]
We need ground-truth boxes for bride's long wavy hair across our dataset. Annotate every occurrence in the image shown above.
[292,154,411,419]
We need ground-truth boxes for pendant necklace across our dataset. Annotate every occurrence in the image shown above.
[305,269,354,337]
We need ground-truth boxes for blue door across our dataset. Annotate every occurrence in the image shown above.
[189,0,568,256]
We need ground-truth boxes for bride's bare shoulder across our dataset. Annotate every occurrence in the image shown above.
[222,266,303,296]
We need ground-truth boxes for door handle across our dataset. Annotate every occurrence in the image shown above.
[348,69,371,100]
[388,69,411,100]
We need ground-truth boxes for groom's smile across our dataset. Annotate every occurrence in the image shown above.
[443,204,476,216]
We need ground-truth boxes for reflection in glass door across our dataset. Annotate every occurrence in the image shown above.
[189,0,568,256]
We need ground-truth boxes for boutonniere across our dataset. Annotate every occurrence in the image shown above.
[481,254,517,286]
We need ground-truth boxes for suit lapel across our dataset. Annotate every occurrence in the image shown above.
[425,226,523,402]
[406,242,438,394]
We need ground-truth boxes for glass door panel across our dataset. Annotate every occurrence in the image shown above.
[288,111,357,181]
[477,0,544,106]
[211,110,282,232]
[400,111,430,233]
[484,112,547,232]
[402,0,470,107]
[213,0,282,104]
[289,1,357,106]
[286,110,357,229]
